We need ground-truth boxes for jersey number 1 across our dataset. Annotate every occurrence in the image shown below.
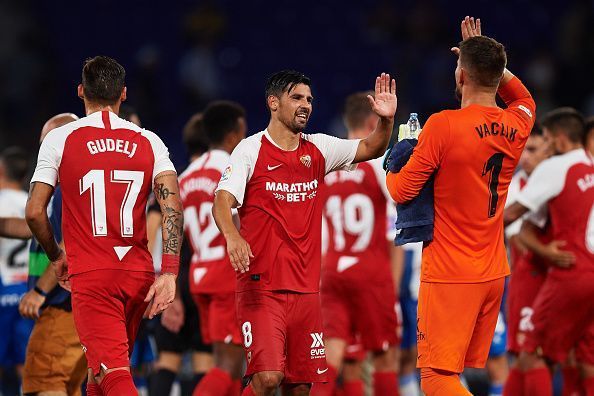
[482,153,504,218]
[79,169,144,237]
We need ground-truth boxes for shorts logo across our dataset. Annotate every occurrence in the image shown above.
[416,318,426,342]
[220,165,232,182]
[300,155,311,168]
[310,332,325,359]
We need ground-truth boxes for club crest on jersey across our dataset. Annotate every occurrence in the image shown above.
[220,165,232,182]
[300,155,311,168]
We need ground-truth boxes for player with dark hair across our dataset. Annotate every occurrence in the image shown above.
[386,18,535,395]
[187,100,247,396]
[183,113,210,160]
[503,107,594,395]
[213,69,397,395]
[26,55,182,396]
[312,91,402,396]
[0,146,33,391]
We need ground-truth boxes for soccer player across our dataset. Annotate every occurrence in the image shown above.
[213,70,397,396]
[26,56,182,396]
[585,116,594,155]
[312,91,401,396]
[386,17,535,395]
[0,147,33,390]
[503,107,593,395]
[19,113,90,396]
[149,113,214,396]
[184,101,247,396]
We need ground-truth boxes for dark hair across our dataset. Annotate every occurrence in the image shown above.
[459,36,507,88]
[183,113,209,157]
[265,70,311,103]
[541,107,585,144]
[202,101,246,145]
[0,147,30,184]
[343,91,374,130]
[119,104,137,122]
[82,56,126,105]
[585,116,594,134]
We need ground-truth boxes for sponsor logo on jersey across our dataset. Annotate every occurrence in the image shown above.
[310,332,326,359]
[220,165,232,182]
[266,180,318,203]
[300,155,311,168]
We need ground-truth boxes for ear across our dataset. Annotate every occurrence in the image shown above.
[267,95,279,112]
[459,68,465,86]
[77,84,84,100]
[121,87,127,102]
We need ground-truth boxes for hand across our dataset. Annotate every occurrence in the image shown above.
[367,73,397,120]
[144,273,177,319]
[51,250,71,292]
[19,289,45,319]
[542,240,576,268]
[451,16,482,57]
[226,232,254,273]
[161,297,184,333]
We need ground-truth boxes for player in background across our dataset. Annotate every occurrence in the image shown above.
[503,108,593,395]
[312,91,402,396]
[213,70,396,396]
[149,113,214,396]
[187,101,247,396]
[501,124,552,395]
[0,147,33,392]
[26,56,181,396]
[585,116,594,155]
[386,18,535,395]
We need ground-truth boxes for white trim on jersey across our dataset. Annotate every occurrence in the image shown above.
[504,169,528,238]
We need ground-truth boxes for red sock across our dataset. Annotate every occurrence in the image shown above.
[524,367,552,396]
[503,367,524,396]
[99,370,137,396]
[310,366,338,396]
[584,376,594,396]
[193,367,232,396]
[373,371,399,395]
[343,379,364,396]
[86,383,103,396]
[562,366,582,396]
[242,383,256,396]
[227,379,242,396]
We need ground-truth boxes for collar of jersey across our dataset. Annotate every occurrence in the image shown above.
[263,129,300,152]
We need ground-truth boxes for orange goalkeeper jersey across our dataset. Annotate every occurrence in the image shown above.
[387,77,535,283]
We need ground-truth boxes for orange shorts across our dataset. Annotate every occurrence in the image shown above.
[416,278,505,373]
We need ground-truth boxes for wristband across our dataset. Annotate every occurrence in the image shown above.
[161,254,180,276]
[34,286,48,298]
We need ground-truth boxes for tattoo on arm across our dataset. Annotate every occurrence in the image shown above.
[154,183,176,200]
[153,172,184,256]
[162,206,183,254]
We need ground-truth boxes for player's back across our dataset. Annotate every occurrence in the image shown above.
[35,110,172,275]
[179,149,234,294]
[322,158,391,281]
[425,101,532,282]
[0,189,29,288]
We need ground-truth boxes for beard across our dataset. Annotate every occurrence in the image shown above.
[282,114,308,133]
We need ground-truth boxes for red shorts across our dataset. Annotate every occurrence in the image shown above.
[506,265,547,354]
[235,290,328,384]
[70,269,154,376]
[193,292,241,345]
[320,273,399,353]
[522,273,594,364]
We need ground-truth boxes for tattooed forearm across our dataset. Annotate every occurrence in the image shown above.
[154,183,176,201]
[162,206,183,255]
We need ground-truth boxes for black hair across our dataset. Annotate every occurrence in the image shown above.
[82,56,126,105]
[202,101,246,146]
[0,147,30,184]
[183,113,209,157]
[265,70,311,103]
[459,36,507,88]
[541,107,585,144]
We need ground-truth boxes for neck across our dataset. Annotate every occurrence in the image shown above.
[267,118,300,151]
[562,143,583,154]
[0,180,21,191]
[85,102,120,116]
[460,86,498,109]
[211,143,234,155]
[348,128,372,140]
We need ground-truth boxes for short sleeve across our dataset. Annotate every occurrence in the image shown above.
[307,134,360,174]
[517,157,565,213]
[215,138,259,207]
[30,130,65,187]
[145,132,176,180]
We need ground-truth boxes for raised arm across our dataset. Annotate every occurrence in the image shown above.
[354,73,397,163]
[0,217,31,239]
[144,170,183,319]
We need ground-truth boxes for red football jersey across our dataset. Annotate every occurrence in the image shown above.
[321,158,394,282]
[31,111,176,275]
[518,149,594,278]
[216,130,360,293]
[179,150,235,294]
